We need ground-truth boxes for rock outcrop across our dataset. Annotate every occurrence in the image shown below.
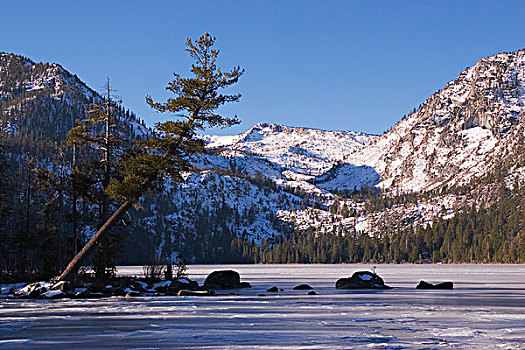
[335,271,392,289]
[416,281,454,290]
[203,270,252,290]
[5,277,201,299]
[293,284,313,290]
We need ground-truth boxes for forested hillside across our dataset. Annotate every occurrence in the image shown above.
[0,53,148,281]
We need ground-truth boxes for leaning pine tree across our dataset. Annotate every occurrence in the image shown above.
[58,33,243,281]
[67,78,126,280]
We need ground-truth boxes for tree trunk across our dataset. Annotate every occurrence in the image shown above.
[72,144,78,255]
[57,200,132,281]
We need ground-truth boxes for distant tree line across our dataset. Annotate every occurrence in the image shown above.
[228,179,525,264]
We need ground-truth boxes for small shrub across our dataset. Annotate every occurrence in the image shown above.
[174,254,188,279]
[142,255,165,282]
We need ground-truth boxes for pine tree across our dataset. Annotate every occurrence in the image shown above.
[67,78,127,280]
[58,33,243,281]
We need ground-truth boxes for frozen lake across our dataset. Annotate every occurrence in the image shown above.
[1,264,525,349]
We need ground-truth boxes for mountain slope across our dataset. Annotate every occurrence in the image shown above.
[345,49,525,193]
[131,124,379,262]
[0,52,148,157]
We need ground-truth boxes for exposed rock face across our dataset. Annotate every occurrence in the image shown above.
[335,271,392,289]
[203,270,252,290]
[416,281,454,289]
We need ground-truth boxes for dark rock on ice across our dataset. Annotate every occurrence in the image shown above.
[416,281,454,289]
[132,281,148,292]
[308,291,317,295]
[7,276,202,299]
[151,280,172,293]
[29,286,47,298]
[267,286,282,292]
[166,279,198,295]
[15,282,50,298]
[293,284,313,290]
[239,282,252,288]
[174,277,198,289]
[335,271,392,289]
[203,270,251,290]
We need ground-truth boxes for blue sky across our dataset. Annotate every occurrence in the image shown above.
[2,1,525,135]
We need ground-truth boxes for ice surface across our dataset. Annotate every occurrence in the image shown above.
[1,264,525,349]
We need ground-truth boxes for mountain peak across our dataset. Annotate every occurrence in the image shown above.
[201,123,377,180]
[346,48,525,193]
[0,52,148,153]
[0,52,98,104]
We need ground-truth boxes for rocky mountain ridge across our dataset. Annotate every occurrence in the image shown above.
[202,123,376,178]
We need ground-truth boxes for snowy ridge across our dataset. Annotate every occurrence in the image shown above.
[0,52,97,102]
[202,123,377,178]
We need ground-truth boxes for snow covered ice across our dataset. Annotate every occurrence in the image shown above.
[1,264,525,349]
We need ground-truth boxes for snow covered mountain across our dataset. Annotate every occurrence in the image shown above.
[202,123,376,179]
[345,49,525,193]
[0,53,96,102]
[0,52,148,152]
[4,49,525,264]
[135,48,525,262]
[133,123,379,262]
[200,46,525,197]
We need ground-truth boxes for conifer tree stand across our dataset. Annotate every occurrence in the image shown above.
[57,33,243,282]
